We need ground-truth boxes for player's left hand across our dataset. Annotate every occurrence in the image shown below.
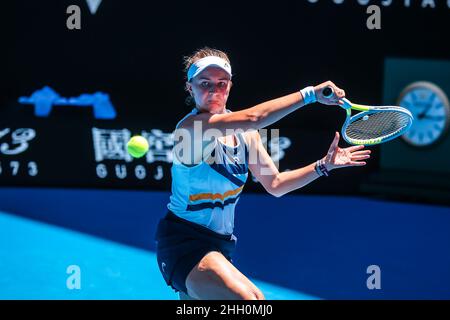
[323,132,371,170]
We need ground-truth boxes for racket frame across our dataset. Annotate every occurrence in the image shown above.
[340,98,414,145]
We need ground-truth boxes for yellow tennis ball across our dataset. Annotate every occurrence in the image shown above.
[127,136,149,158]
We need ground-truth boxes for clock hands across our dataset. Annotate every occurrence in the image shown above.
[417,93,436,119]
[400,82,450,147]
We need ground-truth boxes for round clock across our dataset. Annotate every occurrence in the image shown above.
[398,81,450,147]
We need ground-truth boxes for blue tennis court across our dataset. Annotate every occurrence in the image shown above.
[4,0,450,303]
[1,187,449,299]
[0,210,312,299]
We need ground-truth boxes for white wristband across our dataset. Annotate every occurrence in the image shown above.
[314,160,323,177]
[300,86,317,105]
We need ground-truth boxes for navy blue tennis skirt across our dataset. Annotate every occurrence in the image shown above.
[154,211,237,295]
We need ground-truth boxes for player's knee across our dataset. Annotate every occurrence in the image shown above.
[197,251,221,272]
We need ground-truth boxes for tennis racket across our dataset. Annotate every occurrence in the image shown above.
[322,86,414,145]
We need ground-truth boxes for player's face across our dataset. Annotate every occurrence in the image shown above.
[187,67,232,114]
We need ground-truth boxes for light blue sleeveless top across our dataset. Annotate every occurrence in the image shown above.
[167,108,249,235]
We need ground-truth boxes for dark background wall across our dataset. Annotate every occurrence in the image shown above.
[2,0,450,196]
[2,0,450,300]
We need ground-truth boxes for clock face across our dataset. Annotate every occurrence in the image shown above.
[398,82,450,147]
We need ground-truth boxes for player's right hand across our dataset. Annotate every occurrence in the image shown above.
[314,81,346,106]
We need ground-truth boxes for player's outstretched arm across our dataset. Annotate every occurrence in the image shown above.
[248,131,370,198]
[182,81,346,135]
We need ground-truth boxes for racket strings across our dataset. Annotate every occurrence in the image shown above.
[345,111,411,141]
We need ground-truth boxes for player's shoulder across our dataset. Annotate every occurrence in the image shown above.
[176,108,212,130]
[175,108,200,130]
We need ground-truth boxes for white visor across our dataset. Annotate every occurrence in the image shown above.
[187,56,232,81]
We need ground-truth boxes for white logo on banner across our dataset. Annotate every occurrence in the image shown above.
[91,128,175,180]
[91,127,292,182]
[92,128,133,162]
[141,129,174,164]
[0,128,36,155]
[0,128,39,178]
[92,128,175,164]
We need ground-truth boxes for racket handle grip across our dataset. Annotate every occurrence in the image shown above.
[322,86,334,98]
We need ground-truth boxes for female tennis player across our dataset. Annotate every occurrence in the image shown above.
[155,47,371,300]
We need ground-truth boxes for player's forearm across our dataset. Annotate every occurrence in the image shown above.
[270,162,320,197]
[246,91,306,129]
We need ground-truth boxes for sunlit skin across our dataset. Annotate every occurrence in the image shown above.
[185,66,371,168]
[177,64,371,300]
[186,67,232,115]
[186,66,235,145]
